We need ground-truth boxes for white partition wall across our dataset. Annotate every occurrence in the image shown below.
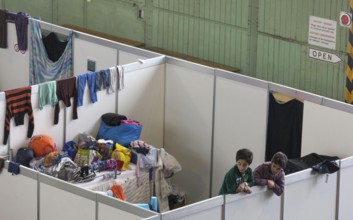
[164,58,214,204]
[161,196,223,220]
[212,71,268,196]
[224,187,281,220]
[97,194,159,220]
[0,23,29,91]
[301,100,353,158]
[73,37,118,75]
[337,156,353,220]
[0,163,38,220]
[39,173,96,220]
[283,169,338,220]
[118,58,165,148]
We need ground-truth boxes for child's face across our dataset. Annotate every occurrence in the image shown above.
[271,163,282,174]
[236,159,250,173]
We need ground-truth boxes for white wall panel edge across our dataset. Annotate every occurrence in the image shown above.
[4,160,38,180]
[340,156,353,168]
[142,216,161,220]
[38,173,96,201]
[225,186,268,203]
[268,82,297,97]
[96,193,158,218]
[215,69,268,89]
[297,91,323,104]
[72,32,158,59]
[161,196,223,220]
[322,97,353,114]
[123,56,165,73]
[166,56,215,75]
[285,168,319,185]
[0,91,5,101]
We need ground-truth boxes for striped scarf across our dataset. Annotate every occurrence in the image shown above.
[29,19,73,85]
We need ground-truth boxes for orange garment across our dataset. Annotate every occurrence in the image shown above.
[111,184,126,201]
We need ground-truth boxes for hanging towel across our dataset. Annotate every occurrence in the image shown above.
[108,66,117,94]
[29,19,73,85]
[42,32,68,62]
[0,9,7,48]
[15,12,30,51]
[3,86,34,145]
[54,77,78,124]
[117,65,124,90]
[38,81,58,110]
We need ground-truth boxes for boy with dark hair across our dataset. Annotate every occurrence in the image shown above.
[253,152,288,196]
[219,148,254,195]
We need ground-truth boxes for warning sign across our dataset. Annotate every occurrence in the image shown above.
[308,16,337,50]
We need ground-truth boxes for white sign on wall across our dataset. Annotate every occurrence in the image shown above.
[308,16,337,50]
[308,48,342,64]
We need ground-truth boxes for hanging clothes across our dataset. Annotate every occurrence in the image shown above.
[95,69,111,92]
[42,32,68,62]
[29,19,73,85]
[117,65,125,90]
[3,86,34,145]
[77,72,98,107]
[108,66,117,94]
[38,81,58,110]
[15,12,30,51]
[54,77,78,124]
[0,9,7,48]
[265,92,303,161]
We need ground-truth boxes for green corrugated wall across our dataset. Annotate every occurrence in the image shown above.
[1,0,351,101]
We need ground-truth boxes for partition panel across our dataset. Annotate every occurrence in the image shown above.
[301,101,353,158]
[72,37,118,75]
[337,156,353,220]
[161,196,223,220]
[0,93,7,155]
[39,173,96,220]
[212,73,268,196]
[0,23,29,91]
[97,194,159,220]
[224,187,281,220]
[164,59,214,204]
[119,50,148,65]
[118,63,165,148]
[0,162,37,220]
[283,169,337,220]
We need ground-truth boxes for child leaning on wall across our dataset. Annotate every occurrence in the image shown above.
[253,152,288,196]
[219,148,254,195]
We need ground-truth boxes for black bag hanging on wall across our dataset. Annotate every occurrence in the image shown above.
[312,160,340,174]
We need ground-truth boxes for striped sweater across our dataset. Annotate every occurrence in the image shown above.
[3,86,34,145]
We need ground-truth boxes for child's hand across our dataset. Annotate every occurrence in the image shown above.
[236,183,245,193]
[267,180,275,188]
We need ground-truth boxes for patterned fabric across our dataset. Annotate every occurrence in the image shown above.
[3,86,34,145]
[29,19,73,85]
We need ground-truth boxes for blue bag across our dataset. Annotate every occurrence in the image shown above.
[97,121,142,147]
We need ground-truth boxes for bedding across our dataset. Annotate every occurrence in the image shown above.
[76,163,151,204]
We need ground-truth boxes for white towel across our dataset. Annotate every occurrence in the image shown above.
[117,65,125,91]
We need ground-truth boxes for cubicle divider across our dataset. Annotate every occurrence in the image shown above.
[337,156,353,220]
[224,187,281,220]
[161,196,223,220]
[0,161,159,220]
[0,161,38,220]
